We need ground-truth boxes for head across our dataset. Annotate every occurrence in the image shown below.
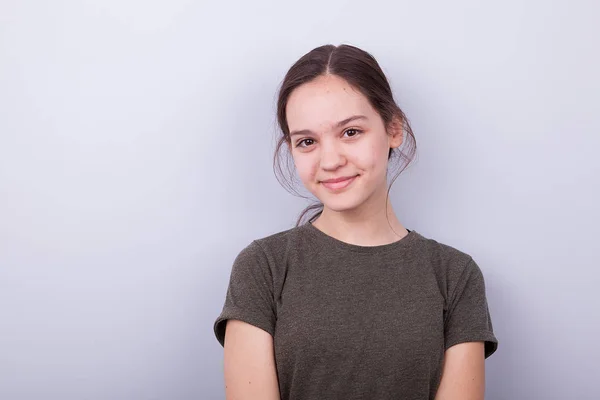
[274,44,416,225]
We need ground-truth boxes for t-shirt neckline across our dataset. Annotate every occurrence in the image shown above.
[302,222,420,254]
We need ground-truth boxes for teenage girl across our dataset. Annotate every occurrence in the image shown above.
[214,44,498,400]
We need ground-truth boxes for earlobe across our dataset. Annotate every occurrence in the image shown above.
[390,132,403,149]
[389,119,404,149]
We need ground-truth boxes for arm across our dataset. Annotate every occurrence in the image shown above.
[434,342,486,400]
[223,319,280,400]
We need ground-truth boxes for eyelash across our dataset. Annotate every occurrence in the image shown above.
[295,128,363,148]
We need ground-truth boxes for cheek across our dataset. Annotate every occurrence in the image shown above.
[292,153,318,184]
[354,139,389,174]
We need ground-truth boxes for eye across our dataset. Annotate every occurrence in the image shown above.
[343,128,362,138]
[296,138,315,148]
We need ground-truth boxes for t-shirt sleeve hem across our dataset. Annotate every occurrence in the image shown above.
[213,310,275,347]
[445,330,499,358]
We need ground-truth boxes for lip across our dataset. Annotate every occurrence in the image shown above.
[320,175,358,191]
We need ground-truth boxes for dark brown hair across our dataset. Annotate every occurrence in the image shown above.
[273,44,417,226]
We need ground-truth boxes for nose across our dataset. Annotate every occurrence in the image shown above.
[319,138,346,171]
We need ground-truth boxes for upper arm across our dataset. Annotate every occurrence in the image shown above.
[213,241,280,398]
[223,319,280,400]
[444,258,498,358]
[434,341,485,400]
[436,257,498,399]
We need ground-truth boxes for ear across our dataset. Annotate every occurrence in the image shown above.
[388,116,404,149]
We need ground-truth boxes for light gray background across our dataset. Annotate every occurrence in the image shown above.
[1,0,598,399]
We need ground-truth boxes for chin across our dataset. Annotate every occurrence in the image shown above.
[319,194,365,213]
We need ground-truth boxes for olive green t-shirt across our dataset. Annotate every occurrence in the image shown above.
[213,223,498,399]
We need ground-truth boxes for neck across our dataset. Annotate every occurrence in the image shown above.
[312,186,408,247]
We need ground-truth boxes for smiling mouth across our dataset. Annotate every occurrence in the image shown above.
[320,175,358,191]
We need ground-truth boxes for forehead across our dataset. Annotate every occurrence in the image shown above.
[286,74,375,131]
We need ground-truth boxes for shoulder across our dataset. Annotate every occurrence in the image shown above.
[232,225,309,270]
[228,226,312,295]
[411,231,485,291]
[254,225,303,249]
[249,224,314,258]
[413,231,473,267]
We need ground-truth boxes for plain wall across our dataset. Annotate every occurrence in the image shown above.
[1,0,598,399]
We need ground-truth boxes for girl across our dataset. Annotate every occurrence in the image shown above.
[213,44,498,400]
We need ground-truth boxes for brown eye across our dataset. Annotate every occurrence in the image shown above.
[343,128,361,138]
[298,138,315,148]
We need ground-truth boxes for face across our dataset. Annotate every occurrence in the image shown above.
[286,74,402,214]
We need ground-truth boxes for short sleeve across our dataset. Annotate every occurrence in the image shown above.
[213,241,276,347]
[444,257,498,358]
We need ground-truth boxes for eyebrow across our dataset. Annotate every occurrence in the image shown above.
[289,115,368,137]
